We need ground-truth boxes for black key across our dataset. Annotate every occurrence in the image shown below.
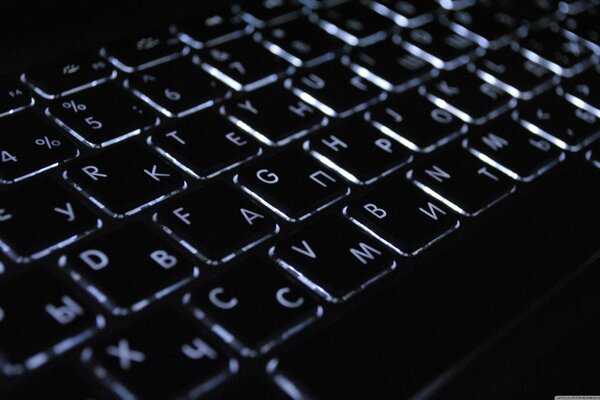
[223,84,326,146]
[0,111,78,184]
[0,269,101,375]
[397,21,480,70]
[175,10,253,49]
[236,148,349,221]
[149,111,261,179]
[204,377,289,400]
[346,38,434,92]
[560,66,600,117]
[0,77,33,118]
[66,141,186,217]
[0,177,101,263]
[314,2,392,46]
[517,93,600,152]
[367,92,467,153]
[520,27,595,77]
[59,222,198,316]
[259,17,345,68]
[154,182,278,264]
[187,257,321,357]
[46,83,158,148]
[493,0,557,24]
[369,0,438,28]
[298,0,348,9]
[101,29,186,72]
[126,58,230,118]
[559,0,596,15]
[474,46,559,100]
[236,0,304,28]
[272,214,397,302]
[306,116,412,185]
[465,116,565,182]
[562,8,600,54]
[288,60,385,118]
[587,140,600,168]
[21,54,116,99]
[423,67,517,125]
[409,148,515,216]
[199,36,293,91]
[437,0,475,10]
[84,308,234,400]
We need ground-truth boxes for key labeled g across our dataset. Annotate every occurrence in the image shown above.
[208,287,238,310]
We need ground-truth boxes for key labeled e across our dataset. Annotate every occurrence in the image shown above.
[208,287,238,309]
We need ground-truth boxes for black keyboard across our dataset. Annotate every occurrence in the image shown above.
[1,0,600,398]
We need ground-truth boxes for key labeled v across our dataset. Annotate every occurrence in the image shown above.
[291,240,317,259]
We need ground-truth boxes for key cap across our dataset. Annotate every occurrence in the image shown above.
[345,178,459,256]
[474,46,559,100]
[46,83,158,148]
[587,140,600,168]
[297,0,348,9]
[346,38,434,92]
[126,58,230,118]
[367,91,467,153]
[408,148,515,216]
[306,116,412,185]
[558,0,596,15]
[314,2,392,46]
[187,257,322,357]
[517,93,600,152]
[369,0,438,28]
[84,308,234,400]
[423,67,517,125]
[288,60,385,118]
[21,54,116,99]
[560,66,600,117]
[154,182,278,264]
[174,9,254,49]
[101,29,187,72]
[236,0,304,28]
[0,111,78,184]
[272,214,397,302]
[397,21,481,70]
[65,141,186,217]
[562,8,600,54]
[0,77,33,118]
[199,36,293,91]
[436,0,475,10]
[223,84,327,146]
[465,116,565,182]
[235,148,349,221]
[493,0,557,25]
[520,27,595,77]
[259,17,345,68]
[149,111,261,179]
[204,376,289,400]
[0,177,101,263]
[0,268,102,375]
[59,222,198,316]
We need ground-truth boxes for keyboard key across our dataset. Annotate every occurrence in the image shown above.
[126,57,230,118]
[586,140,600,168]
[204,377,289,400]
[298,0,348,9]
[437,0,475,10]
[175,9,253,49]
[562,8,600,54]
[59,222,198,316]
[0,177,101,263]
[306,116,412,184]
[409,148,515,216]
[346,38,434,92]
[149,111,261,179]
[314,2,392,46]
[0,111,78,184]
[101,29,186,72]
[66,141,186,217]
[235,148,349,221]
[474,47,559,100]
[423,68,517,125]
[465,117,565,182]
[560,66,600,117]
[0,269,102,375]
[187,257,322,356]
[46,83,158,148]
[199,36,293,91]
[272,214,397,302]
[21,53,116,99]
[259,17,345,68]
[223,84,326,146]
[288,60,385,118]
[236,0,304,28]
[491,0,557,25]
[520,27,595,77]
[84,308,234,400]
[517,93,600,152]
[0,77,33,118]
[345,178,459,256]
[369,0,438,28]
[397,21,480,70]
[154,182,278,264]
[367,92,467,153]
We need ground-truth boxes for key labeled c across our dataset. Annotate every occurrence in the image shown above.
[276,287,304,309]
[208,287,238,310]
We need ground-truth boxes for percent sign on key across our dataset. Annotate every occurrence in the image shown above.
[35,136,61,149]
[62,100,87,113]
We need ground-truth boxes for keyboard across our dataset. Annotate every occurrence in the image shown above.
[1,0,600,398]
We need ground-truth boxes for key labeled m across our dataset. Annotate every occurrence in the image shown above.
[349,242,382,265]
[482,132,509,151]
